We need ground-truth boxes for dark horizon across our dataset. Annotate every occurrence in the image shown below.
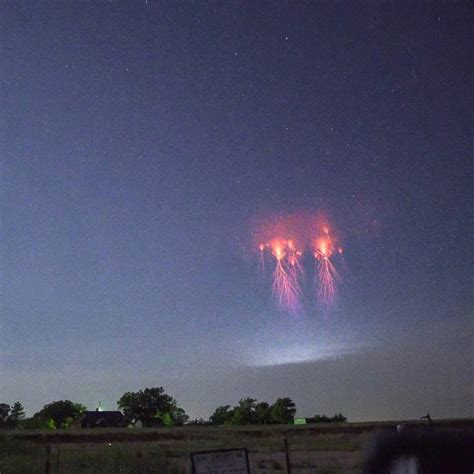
[2,1,472,421]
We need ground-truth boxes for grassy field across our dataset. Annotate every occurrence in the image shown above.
[0,419,472,473]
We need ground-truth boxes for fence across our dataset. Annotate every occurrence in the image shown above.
[0,429,364,474]
[3,419,470,474]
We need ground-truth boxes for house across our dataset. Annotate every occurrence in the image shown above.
[81,410,127,428]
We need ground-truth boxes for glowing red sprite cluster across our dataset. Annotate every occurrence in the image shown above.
[312,227,342,309]
[259,238,304,314]
[256,213,343,313]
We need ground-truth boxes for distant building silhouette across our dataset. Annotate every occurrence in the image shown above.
[81,410,127,428]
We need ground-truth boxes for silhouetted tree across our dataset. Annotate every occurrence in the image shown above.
[313,414,330,423]
[229,398,257,425]
[6,402,25,429]
[33,400,86,429]
[270,397,296,424]
[10,402,25,422]
[312,413,347,423]
[23,417,56,430]
[0,404,10,428]
[333,413,347,422]
[172,407,189,426]
[255,402,272,425]
[117,387,186,427]
[209,405,234,425]
[208,398,299,425]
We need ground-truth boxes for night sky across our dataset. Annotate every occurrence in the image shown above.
[2,2,472,421]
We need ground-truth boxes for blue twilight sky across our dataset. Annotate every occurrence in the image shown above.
[1,1,472,420]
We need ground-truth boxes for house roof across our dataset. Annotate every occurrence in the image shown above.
[81,411,126,428]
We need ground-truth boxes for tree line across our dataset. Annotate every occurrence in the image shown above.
[0,386,346,429]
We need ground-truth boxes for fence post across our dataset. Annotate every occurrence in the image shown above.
[284,436,291,474]
[44,444,51,474]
